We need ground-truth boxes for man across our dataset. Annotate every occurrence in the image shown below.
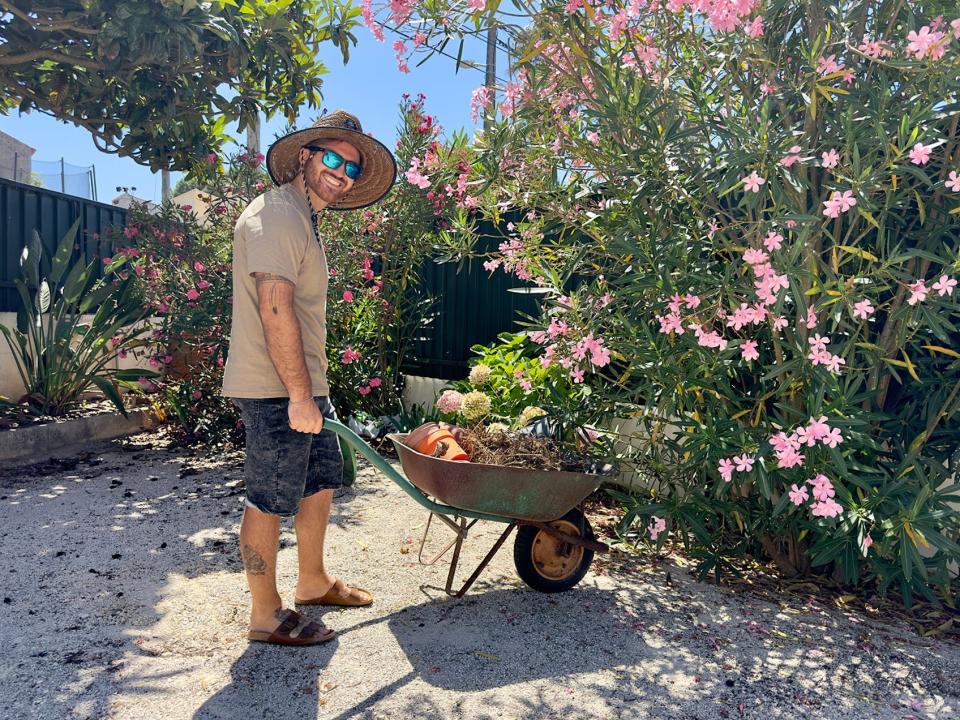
[222,110,397,646]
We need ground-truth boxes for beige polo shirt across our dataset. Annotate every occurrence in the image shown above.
[221,183,330,398]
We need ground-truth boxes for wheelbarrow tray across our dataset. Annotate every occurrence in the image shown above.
[387,432,603,522]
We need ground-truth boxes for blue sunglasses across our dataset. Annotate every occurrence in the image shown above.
[305,145,362,180]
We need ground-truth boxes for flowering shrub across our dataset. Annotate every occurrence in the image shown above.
[364,0,960,602]
[103,150,267,443]
[316,94,474,419]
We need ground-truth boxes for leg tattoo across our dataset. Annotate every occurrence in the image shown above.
[241,544,268,575]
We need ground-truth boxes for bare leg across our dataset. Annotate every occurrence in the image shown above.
[294,490,372,603]
[239,504,284,633]
[293,489,336,598]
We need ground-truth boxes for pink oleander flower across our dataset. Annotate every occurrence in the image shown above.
[342,290,354,302]
[185,288,200,302]
[772,316,788,332]
[368,377,382,388]
[734,454,754,472]
[906,26,946,60]
[809,333,830,353]
[193,261,205,272]
[806,416,831,441]
[746,16,764,38]
[718,458,735,482]
[742,171,766,193]
[483,259,501,272]
[947,171,960,192]
[779,147,802,168]
[907,280,929,305]
[570,367,585,383]
[794,425,817,448]
[470,86,491,124]
[404,158,431,189]
[648,515,666,541]
[808,472,833,493]
[863,535,874,551]
[763,232,783,251]
[467,0,485,11]
[788,484,809,506]
[909,142,932,165]
[811,498,843,518]
[822,427,844,448]
[816,54,842,75]
[852,299,875,319]
[741,340,759,362]
[933,275,957,296]
[953,18,960,40]
[341,347,362,364]
[776,447,806,469]
[821,148,840,168]
[743,248,769,265]
[822,190,857,218]
[436,390,464,413]
[684,294,700,309]
[358,385,371,396]
[760,82,777,95]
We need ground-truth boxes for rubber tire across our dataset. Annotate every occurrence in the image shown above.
[513,508,595,593]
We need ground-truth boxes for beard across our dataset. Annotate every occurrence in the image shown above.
[305,166,350,205]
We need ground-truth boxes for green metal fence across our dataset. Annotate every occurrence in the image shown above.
[0,179,533,378]
[0,177,125,312]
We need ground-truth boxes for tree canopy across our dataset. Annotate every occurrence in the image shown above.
[0,0,361,170]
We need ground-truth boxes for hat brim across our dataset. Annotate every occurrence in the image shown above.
[266,126,397,211]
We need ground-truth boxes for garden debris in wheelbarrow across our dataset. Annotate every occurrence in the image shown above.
[457,425,616,475]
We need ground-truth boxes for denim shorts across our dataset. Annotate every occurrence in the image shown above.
[231,396,343,517]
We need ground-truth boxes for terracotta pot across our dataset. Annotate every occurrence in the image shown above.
[405,422,469,461]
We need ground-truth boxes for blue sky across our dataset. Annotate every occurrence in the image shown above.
[0,29,500,204]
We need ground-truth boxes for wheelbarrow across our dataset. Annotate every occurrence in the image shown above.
[324,419,610,597]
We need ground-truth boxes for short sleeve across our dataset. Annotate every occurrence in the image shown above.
[242,203,308,284]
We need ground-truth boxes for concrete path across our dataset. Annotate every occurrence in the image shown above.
[0,431,956,720]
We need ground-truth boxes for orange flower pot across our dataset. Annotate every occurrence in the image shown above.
[405,422,469,461]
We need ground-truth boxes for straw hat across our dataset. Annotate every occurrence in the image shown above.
[265,109,397,210]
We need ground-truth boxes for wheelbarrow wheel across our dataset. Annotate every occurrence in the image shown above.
[513,508,595,593]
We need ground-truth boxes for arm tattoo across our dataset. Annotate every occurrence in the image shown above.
[241,543,268,575]
[253,273,295,315]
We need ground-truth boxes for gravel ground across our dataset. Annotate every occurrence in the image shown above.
[0,431,957,720]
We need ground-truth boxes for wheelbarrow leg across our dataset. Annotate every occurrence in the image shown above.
[419,512,480,566]
[448,522,517,598]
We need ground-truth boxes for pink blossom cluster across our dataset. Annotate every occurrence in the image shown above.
[358,377,382,396]
[789,474,843,518]
[807,334,845,374]
[857,36,893,59]
[906,24,949,60]
[341,347,362,364]
[717,453,754,482]
[822,190,857,218]
[908,275,956,305]
[528,296,614,384]
[470,86,491,124]
[769,416,843,470]
[404,157,431,189]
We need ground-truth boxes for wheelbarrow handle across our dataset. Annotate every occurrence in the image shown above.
[322,419,514,524]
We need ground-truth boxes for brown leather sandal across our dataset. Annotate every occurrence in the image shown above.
[247,608,335,646]
[296,579,373,607]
